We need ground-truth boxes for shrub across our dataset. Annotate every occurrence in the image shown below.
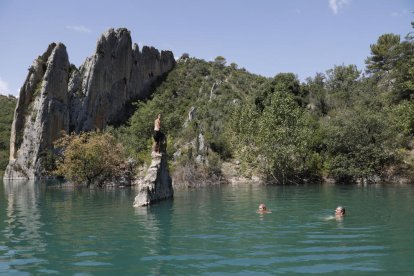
[54,132,125,187]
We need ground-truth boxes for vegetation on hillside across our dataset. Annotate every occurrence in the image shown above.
[0,95,16,174]
[111,21,414,185]
[3,22,414,186]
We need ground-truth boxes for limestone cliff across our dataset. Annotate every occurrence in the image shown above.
[68,28,175,131]
[4,28,175,179]
[5,43,70,179]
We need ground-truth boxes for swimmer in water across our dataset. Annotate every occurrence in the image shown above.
[335,206,345,217]
[323,206,346,221]
[256,203,272,214]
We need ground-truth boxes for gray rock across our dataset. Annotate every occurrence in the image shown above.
[70,28,175,132]
[4,28,175,180]
[133,153,173,207]
[183,106,196,127]
[5,43,69,179]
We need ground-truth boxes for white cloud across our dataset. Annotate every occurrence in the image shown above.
[329,0,350,15]
[0,77,10,95]
[391,9,409,17]
[66,25,92,33]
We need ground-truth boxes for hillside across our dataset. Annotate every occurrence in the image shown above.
[0,95,17,174]
[112,56,268,185]
[3,24,414,185]
[115,25,414,185]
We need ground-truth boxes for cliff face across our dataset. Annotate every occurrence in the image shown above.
[4,28,175,179]
[69,28,175,131]
[5,43,70,179]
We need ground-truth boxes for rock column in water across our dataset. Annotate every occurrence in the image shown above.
[133,136,173,206]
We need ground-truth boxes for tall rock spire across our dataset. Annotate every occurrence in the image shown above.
[4,28,175,179]
[5,43,70,179]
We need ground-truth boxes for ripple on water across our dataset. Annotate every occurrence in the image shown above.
[287,245,386,253]
[278,262,383,273]
[73,260,112,266]
[74,251,99,257]
[141,254,222,262]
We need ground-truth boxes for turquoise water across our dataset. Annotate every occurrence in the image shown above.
[1,180,414,275]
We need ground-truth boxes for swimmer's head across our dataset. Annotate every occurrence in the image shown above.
[335,206,345,216]
[258,203,267,211]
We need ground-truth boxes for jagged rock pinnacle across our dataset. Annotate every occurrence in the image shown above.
[4,28,175,180]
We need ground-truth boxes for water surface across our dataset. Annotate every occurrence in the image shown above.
[1,180,414,274]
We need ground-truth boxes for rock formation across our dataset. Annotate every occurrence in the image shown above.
[5,43,70,179]
[4,28,175,179]
[133,139,173,206]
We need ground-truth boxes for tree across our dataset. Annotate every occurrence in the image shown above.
[303,73,328,116]
[365,33,401,75]
[214,56,227,67]
[230,62,238,70]
[326,64,361,92]
[229,91,317,184]
[55,132,125,187]
[272,73,301,96]
[181,53,190,59]
[322,107,398,183]
[325,64,361,108]
[391,101,414,137]
[256,92,315,184]
[228,100,260,173]
[364,25,414,102]
[272,73,309,107]
[0,95,17,173]
[392,38,414,101]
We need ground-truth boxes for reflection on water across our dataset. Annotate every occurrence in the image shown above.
[134,206,161,256]
[134,202,173,275]
[1,181,414,274]
[2,180,47,273]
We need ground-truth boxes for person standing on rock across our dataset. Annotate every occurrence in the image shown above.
[153,113,162,156]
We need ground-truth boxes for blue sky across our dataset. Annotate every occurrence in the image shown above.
[0,0,413,96]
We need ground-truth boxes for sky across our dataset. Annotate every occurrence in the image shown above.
[0,0,413,96]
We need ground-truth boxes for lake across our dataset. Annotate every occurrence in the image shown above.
[1,180,414,275]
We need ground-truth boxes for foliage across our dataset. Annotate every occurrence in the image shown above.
[390,100,414,137]
[322,106,399,183]
[303,73,328,116]
[258,92,316,183]
[365,30,414,102]
[114,57,267,178]
[0,95,17,174]
[229,90,318,184]
[114,21,414,185]
[214,56,227,67]
[366,33,401,75]
[272,73,302,99]
[325,64,361,109]
[54,132,125,187]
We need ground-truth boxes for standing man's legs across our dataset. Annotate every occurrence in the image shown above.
[153,130,162,154]
[153,131,159,153]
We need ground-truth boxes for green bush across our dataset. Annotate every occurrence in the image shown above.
[0,95,17,174]
[55,132,125,186]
